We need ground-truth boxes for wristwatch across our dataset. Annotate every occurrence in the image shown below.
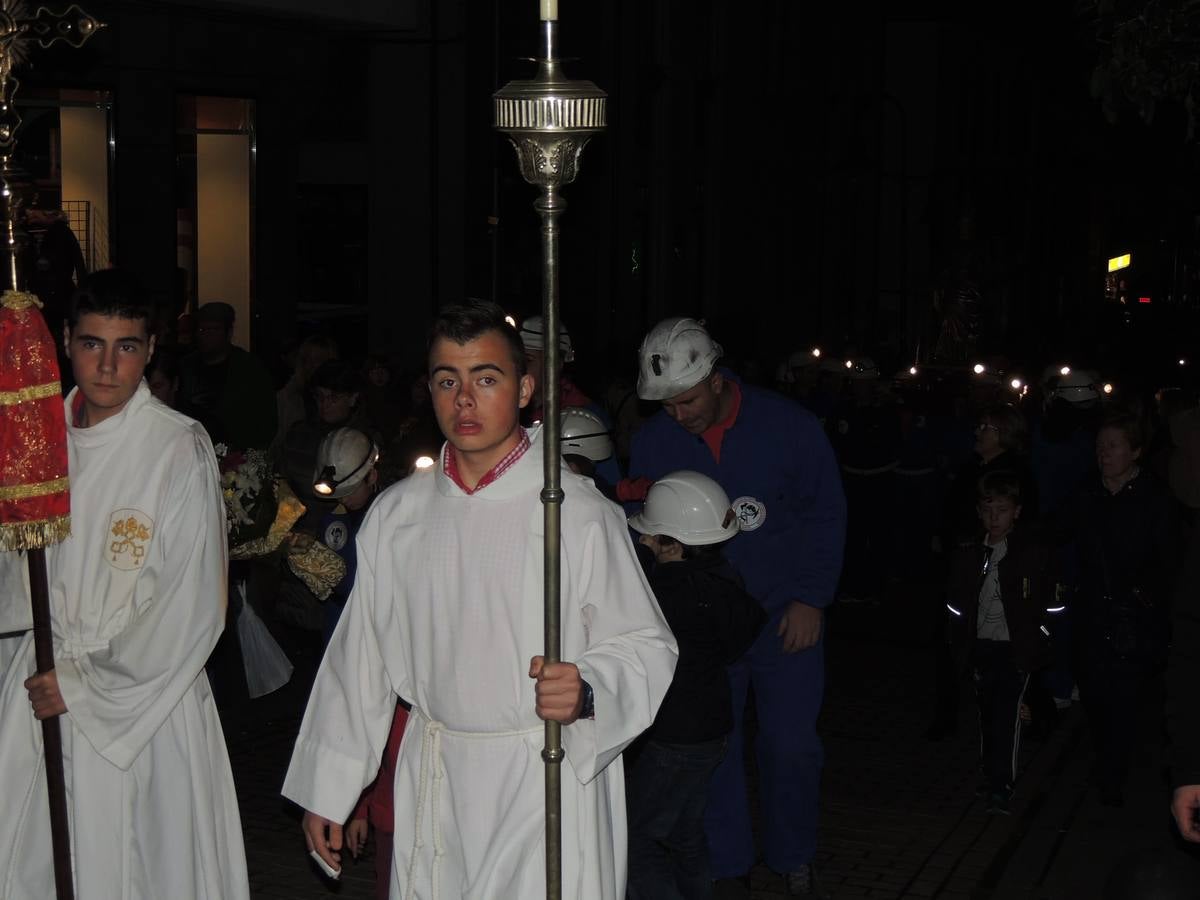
[580,680,595,720]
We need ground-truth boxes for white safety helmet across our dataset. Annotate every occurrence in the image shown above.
[818,356,848,374]
[520,315,575,363]
[846,357,879,380]
[560,407,614,462]
[776,348,820,384]
[627,470,740,546]
[313,428,380,499]
[637,317,723,401]
[1052,370,1099,403]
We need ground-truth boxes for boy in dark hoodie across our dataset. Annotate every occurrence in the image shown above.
[946,470,1057,815]
[626,471,767,900]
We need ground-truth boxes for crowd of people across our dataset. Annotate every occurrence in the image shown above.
[2,267,1199,900]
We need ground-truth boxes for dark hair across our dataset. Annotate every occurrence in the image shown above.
[979,404,1028,453]
[977,470,1022,505]
[656,534,726,560]
[428,298,526,377]
[1099,411,1145,451]
[311,359,365,396]
[67,269,152,331]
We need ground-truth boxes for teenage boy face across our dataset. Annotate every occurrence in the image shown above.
[429,330,533,460]
[64,313,154,426]
[977,496,1021,542]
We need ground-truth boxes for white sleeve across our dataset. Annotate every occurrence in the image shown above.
[562,502,678,784]
[55,430,228,770]
[281,503,402,823]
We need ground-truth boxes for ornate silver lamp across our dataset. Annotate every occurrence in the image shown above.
[493,3,605,898]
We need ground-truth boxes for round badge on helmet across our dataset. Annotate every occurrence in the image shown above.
[732,495,767,532]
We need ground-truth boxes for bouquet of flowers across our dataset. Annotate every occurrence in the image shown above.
[213,444,278,548]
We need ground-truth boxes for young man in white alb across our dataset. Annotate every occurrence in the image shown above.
[284,299,677,899]
[0,270,249,899]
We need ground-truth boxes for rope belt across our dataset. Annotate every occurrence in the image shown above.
[53,635,110,660]
[403,709,542,900]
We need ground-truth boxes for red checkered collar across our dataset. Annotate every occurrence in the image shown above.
[442,427,531,495]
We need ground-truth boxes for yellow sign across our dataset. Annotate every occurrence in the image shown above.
[1107,253,1131,272]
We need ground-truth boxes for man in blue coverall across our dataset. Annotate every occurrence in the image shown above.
[628,317,846,899]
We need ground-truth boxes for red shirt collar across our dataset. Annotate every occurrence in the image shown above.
[700,381,742,463]
[443,427,531,495]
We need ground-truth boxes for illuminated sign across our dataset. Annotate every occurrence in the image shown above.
[1107,253,1131,273]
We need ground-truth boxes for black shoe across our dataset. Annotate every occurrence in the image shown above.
[985,785,1014,815]
[784,863,829,897]
[713,875,752,900]
[1098,784,1125,808]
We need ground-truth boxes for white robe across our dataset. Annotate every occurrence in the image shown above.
[0,383,250,900]
[282,426,678,900]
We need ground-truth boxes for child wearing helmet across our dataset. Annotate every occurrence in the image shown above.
[626,472,767,900]
[313,428,409,900]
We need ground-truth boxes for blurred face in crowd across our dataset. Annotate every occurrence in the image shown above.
[662,371,728,435]
[974,417,1002,461]
[65,313,154,426]
[195,320,231,360]
[429,329,533,470]
[315,387,358,426]
[1096,425,1140,483]
[977,495,1021,543]
[147,367,178,408]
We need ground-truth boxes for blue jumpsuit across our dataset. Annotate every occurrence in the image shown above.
[629,379,847,876]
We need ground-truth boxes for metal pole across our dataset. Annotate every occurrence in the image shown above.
[538,183,565,900]
[493,7,605,897]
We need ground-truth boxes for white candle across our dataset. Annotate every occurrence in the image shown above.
[540,0,558,21]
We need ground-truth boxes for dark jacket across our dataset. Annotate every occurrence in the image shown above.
[646,554,767,743]
[947,528,1056,674]
[1166,408,1200,788]
[1068,470,1178,648]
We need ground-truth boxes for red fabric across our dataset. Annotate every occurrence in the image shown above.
[529,376,592,424]
[616,477,652,503]
[0,294,69,548]
[442,427,531,495]
[700,381,742,463]
[352,703,410,828]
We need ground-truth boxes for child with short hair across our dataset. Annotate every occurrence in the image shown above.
[946,470,1055,814]
[626,471,767,899]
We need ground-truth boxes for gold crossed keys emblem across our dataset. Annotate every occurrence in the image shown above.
[109,511,152,570]
[0,2,105,150]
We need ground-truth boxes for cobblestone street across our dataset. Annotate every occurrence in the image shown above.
[223,598,1200,899]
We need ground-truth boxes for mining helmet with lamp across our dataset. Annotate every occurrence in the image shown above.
[1052,370,1099,404]
[636,317,723,401]
[627,470,740,546]
[776,347,821,384]
[313,428,380,499]
[847,357,880,380]
[519,314,575,363]
[560,407,614,462]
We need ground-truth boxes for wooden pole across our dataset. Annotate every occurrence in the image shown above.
[27,547,75,900]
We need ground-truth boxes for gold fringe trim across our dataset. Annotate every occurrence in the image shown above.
[0,476,69,501]
[0,515,71,551]
[0,290,43,311]
[0,381,61,406]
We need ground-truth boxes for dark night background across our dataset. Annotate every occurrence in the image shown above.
[21,0,1200,388]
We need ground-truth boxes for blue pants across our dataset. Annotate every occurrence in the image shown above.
[626,738,727,900]
[704,623,825,877]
